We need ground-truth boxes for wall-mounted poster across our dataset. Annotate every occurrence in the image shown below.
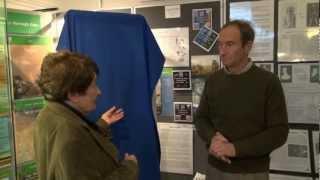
[230,0,274,61]
[192,8,212,30]
[157,123,193,175]
[9,35,52,166]
[278,63,320,124]
[152,27,189,67]
[278,0,319,61]
[173,70,191,90]
[270,129,311,173]
[165,5,180,19]
[193,26,218,52]
[174,102,192,122]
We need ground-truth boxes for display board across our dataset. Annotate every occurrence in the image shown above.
[136,1,221,179]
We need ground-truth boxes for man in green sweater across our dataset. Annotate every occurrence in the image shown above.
[195,20,288,180]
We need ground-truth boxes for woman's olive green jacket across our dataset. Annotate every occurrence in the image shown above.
[33,102,138,180]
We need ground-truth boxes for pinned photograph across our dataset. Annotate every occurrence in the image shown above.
[193,26,218,52]
[256,63,274,72]
[172,70,191,90]
[174,102,193,122]
[192,8,212,30]
[192,77,205,108]
[191,55,220,77]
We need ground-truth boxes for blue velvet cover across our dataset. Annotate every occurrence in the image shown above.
[57,10,164,180]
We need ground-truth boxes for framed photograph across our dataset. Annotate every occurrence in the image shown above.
[306,3,319,27]
[192,77,205,108]
[310,64,319,83]
[172,70,191,90]
[173,102,193,122]
[192,26,218,52]
[279,64,292,83]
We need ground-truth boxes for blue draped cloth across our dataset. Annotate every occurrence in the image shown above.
[57,10,164,180]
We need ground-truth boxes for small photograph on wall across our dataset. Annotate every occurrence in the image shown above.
[255,62,274,73]
[174,102,192,122]
[306,3,319,27]
[172,70,191,90]
[282,5,297,28]
[192,8,212,30]
[279,65,292,83]
[191,55,220,77]
[192,77,205,108]
[193,26,218,52]
[310,64,319,83]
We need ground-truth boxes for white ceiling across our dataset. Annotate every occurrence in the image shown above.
[6,0,101,12]
[6,0,61,11]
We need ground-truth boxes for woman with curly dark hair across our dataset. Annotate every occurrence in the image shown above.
[34,51,138,180]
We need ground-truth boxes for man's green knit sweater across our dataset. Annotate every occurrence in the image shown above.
[195,64,289,173]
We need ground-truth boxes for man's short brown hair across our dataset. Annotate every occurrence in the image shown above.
[37,51,99,101]
[221,20,255,46]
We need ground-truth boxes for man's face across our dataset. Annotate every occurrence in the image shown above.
[218,25,251,70]
[69,75,101,114]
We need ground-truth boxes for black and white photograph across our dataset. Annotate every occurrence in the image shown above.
[173,70,191,90]
[279,65,292,83]
[192,8,212,30]
[288,144,308,158]
[192,77,205,108]
[173,102,193,122]
[192,26,218,52]
[306,3,319,27]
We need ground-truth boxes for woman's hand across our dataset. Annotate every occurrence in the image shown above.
[124,153,138,164]
[101,106,124,125]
